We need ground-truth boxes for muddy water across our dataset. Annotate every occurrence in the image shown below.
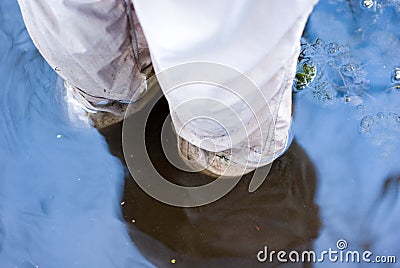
[100,96,320,267]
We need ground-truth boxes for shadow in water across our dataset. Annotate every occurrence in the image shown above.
[100,96,320,267]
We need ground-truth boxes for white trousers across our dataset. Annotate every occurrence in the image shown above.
[18,0,317,168]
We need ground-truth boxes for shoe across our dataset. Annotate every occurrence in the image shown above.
[64,73,156,129]
[177,136,256,178]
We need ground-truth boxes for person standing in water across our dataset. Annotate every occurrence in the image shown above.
[17,1,320,266]
[17,0,317,177]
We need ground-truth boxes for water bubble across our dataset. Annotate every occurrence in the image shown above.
[360,115,375,133]
[388,112,400,123]
[362,0,375,9]
[357,104,367,112]
[311,38,326,54]
[344,94,363,106]
[341,63,360,76]
[315,38,325,46]
[376,112,385,119]
[312,82,336,103]
[327,60,335,66]
[392,67,400,82]
[360,112,400,135]
[327,42,340,55]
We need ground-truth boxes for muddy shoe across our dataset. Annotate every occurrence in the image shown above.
[64,74,156,129]
[177,136,256,178]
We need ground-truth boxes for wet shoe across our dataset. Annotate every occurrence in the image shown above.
[177,136,256,178]
[64,74,156,129]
